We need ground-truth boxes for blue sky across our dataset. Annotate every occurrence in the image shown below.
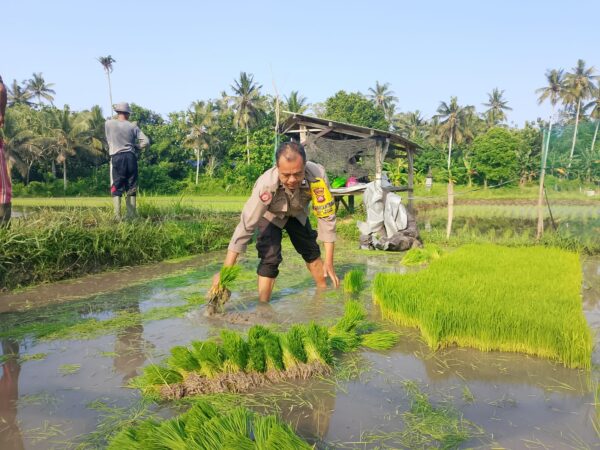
[3,0,599,126]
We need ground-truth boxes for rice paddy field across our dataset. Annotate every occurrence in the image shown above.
[1,197,600,449]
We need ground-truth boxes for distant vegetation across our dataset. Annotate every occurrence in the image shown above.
[2,58,599,197]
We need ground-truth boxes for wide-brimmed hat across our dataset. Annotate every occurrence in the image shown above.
[113,102,132,114]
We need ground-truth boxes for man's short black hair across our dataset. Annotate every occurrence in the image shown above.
[276,141,306,165]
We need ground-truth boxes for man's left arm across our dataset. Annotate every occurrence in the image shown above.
[135,127,150,150]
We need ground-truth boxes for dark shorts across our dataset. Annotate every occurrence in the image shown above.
[256,217,321,278]
[111,151,138,197]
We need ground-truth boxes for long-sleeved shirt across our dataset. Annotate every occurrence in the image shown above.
[228,161,337,254]
[105,119,149,156]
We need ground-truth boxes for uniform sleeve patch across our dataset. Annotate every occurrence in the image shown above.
[260,191,272,204]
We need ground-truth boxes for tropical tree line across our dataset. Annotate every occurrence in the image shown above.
[2,59,599,196]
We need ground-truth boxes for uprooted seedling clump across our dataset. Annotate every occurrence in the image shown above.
[205,265,241,315]
[132,300,399,399]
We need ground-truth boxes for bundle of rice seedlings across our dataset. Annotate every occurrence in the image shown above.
[190,341,223,378]
[253,414,312,450]
[133,364,183,393]
[167,346,200,376]
[262,332,284,372]
[360,330,399,350]
[401,243,443,266]
[197,407,252,449]
[247,325,268,373]
[150,417,188,449]
[329,330,362,352]
[302,323,333,365]
[220,330,249,373]
[205,265,241,315]
[332,300,367,333]
[181,400,217,437]
[285,325,308,364]
[343,269,366,295]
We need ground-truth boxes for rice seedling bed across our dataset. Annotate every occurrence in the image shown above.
[131,301,398,400]
[374,244,593,368]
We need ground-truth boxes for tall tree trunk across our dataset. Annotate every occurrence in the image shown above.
[246,124,250,165]
[106,72,113,117]
[51,160,56,178]
[195,148,200,185]
[567,98,581,170]
[591,119,599,153]
[446,133,454,240]
[63,160,67,192]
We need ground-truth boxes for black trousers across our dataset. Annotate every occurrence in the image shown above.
[256,217,321,278]
[111,151,138,197]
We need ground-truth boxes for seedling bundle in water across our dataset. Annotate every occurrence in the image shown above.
[205,265,241,315]
[374,244,593,369]
[343,269,366,295]
[107,399,311,449]
[132,300,398,399]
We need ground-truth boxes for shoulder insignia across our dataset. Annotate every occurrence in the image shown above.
[260,191,272,204]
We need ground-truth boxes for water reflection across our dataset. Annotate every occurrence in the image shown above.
[0,340,24,450]
[113,300,148,383]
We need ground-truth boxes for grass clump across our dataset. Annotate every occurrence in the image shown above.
[106,399,311,449]
[401,243,444,266]
[374,244,593,368]
[131,300,398,399]
[343,269,366,295]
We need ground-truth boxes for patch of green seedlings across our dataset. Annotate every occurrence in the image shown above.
[58,363,81,375]
[205,265,241,315]
[343,268,366,295]
[106,399,311,449]
[401,243,444,266]
[131,300,399,399]
[374,244,593,369]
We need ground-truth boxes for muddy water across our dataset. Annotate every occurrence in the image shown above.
[0,242,599,449]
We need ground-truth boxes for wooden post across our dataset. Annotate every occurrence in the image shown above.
[537,128,550,239]
[375,138,382,186]
[299,125,307,145]
[407,146,415,212]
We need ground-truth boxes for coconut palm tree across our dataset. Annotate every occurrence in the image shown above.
[434,97,474,172]
[26,72,55,107]
[394,110,426,141]
[284,91,308,113]
[563,59,596,169]
[7,80,33,107]
[483,88,512,126]
[230,72,264,165]
[584,82,600,153]
[186,101,216,184]
[98,55,116,115]
[367,81,398,124]
[47,106,99,191]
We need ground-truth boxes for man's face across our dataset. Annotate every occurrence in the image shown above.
[277,154,305,191]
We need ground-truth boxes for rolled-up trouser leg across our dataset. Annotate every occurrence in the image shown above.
[0,202,11,226]
[256,218,283,278]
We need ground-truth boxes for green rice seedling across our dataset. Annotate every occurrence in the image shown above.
[302,323,333,365]
[401,243,443,266]
[253,414,312,450]
[360,330,399,350]
[343,269,366,295]
[374,244,593,369]
[190,341,223,378]
[285,325,308,364]
[329,330,362,352]
[220,330,249,373]
[106,418,161,450]
[135,365,183,388]
[206,265,241,314]
[197,406,252,449]
[332,300,367,333]
[167,346,200,375]
[261,332,284,372]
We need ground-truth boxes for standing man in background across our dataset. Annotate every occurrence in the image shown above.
[105,102,149,220]
[0,75,11,226]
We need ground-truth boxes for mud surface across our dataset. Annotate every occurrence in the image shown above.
[0,208,599,449]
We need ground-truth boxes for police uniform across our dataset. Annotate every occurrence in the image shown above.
[229,161,336,278]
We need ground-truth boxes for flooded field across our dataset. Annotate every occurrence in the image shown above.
[1,205,599,449]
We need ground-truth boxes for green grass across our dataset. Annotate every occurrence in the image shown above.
[401,244,444,266]
[373,244,592,369]
[0,207,237,289]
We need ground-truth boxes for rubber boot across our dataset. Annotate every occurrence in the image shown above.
[113,196,122,221]
[125,195,136,220]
